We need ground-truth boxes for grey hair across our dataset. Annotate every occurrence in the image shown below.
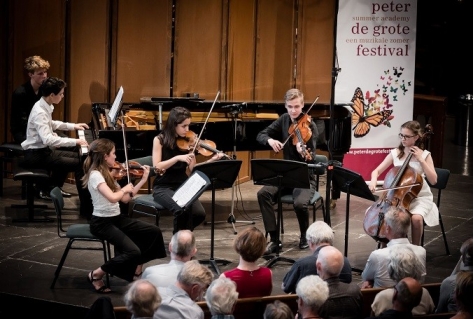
[384,207,411,237]
[205,277,239,315]
[460,238,473,266]
[317,245,344,277]
[170,230,196,258]
[177,260,214,287]
[263,300,294,319]
[296,275,329,312]
[123,279,161,317]
[306,221,334,245]
[388,245,424,282]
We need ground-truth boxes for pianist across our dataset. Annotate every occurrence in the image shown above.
[21,77,92,218]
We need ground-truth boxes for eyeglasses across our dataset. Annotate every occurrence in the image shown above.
[398,133,415,140]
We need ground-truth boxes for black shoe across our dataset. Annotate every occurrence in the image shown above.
[60,188,72,197]
[38,191,51,201]
[264,241,282,255]
[299,237,309,249]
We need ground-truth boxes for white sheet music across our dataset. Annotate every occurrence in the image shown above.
[172,172,208,207]
[108,86,124,126]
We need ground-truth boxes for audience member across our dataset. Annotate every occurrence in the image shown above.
[317,245,363,319]
[142,230,197,289]
[361,207,426,288]
[295,275,329,319]
[220,226,272,298]
[11,55,50,144]
[154,260,214,319]
[282,220,352,293]
[371,245,434,316]
[365,277,423,319]
[263,300,294,319]
[437,238,473,313]
[124,279,161,319]
[450,271,473,319]
[204,277,239,319]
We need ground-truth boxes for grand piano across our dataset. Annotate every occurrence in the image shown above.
[88,98,352,166]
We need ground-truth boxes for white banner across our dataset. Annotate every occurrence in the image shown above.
[335,0,417,180]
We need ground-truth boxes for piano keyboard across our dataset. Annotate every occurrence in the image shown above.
[77,129,93,155]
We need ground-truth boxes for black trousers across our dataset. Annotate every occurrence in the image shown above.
[153,186,206,233]
[21,147,93,217]
[89,214,166,282]
[257,179,316,239]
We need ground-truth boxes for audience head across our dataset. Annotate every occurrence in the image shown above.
[177,260,214,301]
[205,277,239,316]
[316,245,344,279]
[393,277,422,311]
[306,221,334,247]
[388,245,425,282]
[123,279,161,317]
[233,226,266,262]
[263,300,294,319]
[455,271,473,314]
[460,238,473,267]
[384,207,411,238]
[169,230,197,261]
[296,275,329,315]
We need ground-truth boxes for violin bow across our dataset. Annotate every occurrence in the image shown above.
[120,109,131,184]
[282,95,320,147]
[190,90,221,155]
[373,183,421,193]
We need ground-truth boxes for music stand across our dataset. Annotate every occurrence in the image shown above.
[331,165,376,273]
[251,159,310,268]
[192,160,242,274]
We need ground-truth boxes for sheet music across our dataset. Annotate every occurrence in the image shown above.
[172,172,208,207]
[108,86,124,126]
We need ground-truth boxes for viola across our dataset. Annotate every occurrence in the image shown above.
[110,161,165,180]
[363,124,434,243]
[288,113,314,161]
[176,131,231,159]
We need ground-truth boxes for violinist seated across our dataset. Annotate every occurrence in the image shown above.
[151,106,226,234]
[367,120,438,246]
[360,206,426,289]
[256,88,326,255]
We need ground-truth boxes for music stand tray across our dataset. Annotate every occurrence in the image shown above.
[192,160,242,274]
[331,165,376,273]
[251,159,310,268]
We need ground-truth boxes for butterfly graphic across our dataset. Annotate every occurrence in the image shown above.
[350,87,393,138]
[390,87,398,93]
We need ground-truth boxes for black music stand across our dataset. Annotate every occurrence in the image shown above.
[331,165,376,273]
[251,159,310,268]
[193,160,242,274]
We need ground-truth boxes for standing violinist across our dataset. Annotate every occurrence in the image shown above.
[152,106,224,234]
[256,88,325,255]
[368,120,438,246]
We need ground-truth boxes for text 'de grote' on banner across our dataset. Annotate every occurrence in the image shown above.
[334,0,417,180]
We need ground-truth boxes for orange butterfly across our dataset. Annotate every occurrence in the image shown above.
[350,87,392,138]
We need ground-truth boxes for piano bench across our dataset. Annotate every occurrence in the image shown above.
[12,167,53,223]
[131,194,165,226]
[0,142,24,197]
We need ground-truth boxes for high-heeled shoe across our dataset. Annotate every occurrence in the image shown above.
[87,271,111,293]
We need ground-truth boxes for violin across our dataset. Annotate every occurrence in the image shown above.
[110,161,165,180]
[176,131,231,159]
[363,124,434,243]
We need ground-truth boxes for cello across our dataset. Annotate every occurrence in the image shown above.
[363,124,434,243]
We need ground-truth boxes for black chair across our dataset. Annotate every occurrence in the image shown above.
[0,142,24,197]
[421,167,450,255]
[49,187,111,289]
[277,155,327,234]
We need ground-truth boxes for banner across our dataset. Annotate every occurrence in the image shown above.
[335,0,418,180]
